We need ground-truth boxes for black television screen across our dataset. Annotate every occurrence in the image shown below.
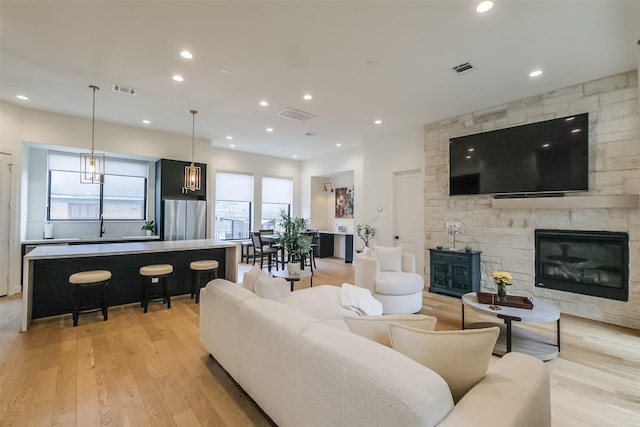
[449,113,589,196]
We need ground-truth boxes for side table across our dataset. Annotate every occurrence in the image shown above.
[461,292,560,361]
[272,269,313,292]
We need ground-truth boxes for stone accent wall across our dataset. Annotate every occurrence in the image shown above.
[424,71,640,329]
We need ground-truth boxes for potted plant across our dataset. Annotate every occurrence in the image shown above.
[141,220,156,236]
[356,223,376,249]
[275,211,312,272]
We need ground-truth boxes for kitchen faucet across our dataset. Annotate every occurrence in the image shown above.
[99,214,105,237]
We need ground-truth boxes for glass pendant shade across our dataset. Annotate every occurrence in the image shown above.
[184,109,201,191]
[80,152,105,184]
[80,85,104,184]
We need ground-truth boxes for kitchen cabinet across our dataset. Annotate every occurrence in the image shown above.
[155,159,207,240]
[155,158,207,200]
[429,248,481,298]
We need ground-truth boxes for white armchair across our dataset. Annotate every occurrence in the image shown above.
[355,246,425,314]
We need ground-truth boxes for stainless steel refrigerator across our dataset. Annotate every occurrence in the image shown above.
[163,199,206,240]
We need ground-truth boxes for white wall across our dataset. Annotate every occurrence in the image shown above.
[0,101,300,295]
[362,126,425,274]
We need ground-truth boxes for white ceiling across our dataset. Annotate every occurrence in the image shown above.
[1,1,639,160]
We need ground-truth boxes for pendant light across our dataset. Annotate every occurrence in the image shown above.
[80,85,105,183]
[184,109,201,191]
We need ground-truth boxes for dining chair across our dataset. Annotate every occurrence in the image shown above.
[251,232,280,272]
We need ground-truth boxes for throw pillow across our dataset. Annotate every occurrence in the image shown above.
[254,275,286,300]
[389,325,499,403]
[339,283,383,316]
[373,245,403,272]
[242,264,266,293]
[344,314,437,347]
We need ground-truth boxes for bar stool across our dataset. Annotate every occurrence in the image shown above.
[69,270,111,327]
[190,260,219,303]
[240,240,253,264]
[139,264,173,313]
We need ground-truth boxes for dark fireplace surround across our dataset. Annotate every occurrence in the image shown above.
[535,229,629,301]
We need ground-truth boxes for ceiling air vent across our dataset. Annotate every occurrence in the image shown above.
[112,84,137,95]
[452,62,474,74]
[276,107,317,121]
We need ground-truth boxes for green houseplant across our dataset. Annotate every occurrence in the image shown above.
[141,220,156,235]
[275,211,312,271]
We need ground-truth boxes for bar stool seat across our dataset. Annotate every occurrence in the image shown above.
[69,270,111,327]
[190,260,219,303]
[139,264,173,313]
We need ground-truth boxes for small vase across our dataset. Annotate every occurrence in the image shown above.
[288,262,301,274]
[145,230,153,236]
[497,284,508,302]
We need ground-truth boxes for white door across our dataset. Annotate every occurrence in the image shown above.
[393,170,424,276]
[0,153,12,296]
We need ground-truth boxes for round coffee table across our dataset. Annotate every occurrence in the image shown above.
[461,292,560,361]
[272,269,313,291]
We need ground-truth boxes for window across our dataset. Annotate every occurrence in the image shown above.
[215,172,253,240]
[262,176,292,230]
[48,152,149,220]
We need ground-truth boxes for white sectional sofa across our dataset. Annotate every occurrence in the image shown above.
[200,279,551,427]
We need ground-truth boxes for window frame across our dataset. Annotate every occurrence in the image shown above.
[47,169,148,221]
[214,200,252,240]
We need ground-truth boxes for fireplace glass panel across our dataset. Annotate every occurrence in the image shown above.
[535,229,628,301]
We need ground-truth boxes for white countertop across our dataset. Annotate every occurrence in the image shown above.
[22,235,160,245]
[24,239,238,260]
[317,230,353,235]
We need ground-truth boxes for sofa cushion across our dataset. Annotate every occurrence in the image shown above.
[298,322,454,427]
[255,275,290,300]
[376,272,424,295]
[280,285,359,320]
[374,245,403,272]
[242,264,266,292]
[344,314,437,347]
[389,325,499,403]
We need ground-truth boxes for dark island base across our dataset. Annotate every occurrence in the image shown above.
[32,248,227,319]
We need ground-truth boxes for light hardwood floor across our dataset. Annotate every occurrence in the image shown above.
[1,257,639,426]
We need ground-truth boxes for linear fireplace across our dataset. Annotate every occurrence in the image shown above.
[535,229,629,301]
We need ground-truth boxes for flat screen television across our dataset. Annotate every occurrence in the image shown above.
[449,113,589,196]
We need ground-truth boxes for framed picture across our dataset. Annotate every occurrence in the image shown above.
[335,186,354,218]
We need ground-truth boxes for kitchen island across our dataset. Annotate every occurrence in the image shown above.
[22,239,238,331]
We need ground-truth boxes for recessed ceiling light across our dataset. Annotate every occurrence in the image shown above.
[220,68,231,74]
[16,94,29,100]
[303,94,313,100]
[374,119,382,125]
[336,143,342,147]
[172,74,184,82]
[292,155,298,158]
[529,69,543,78]
[226,135,233,140]
[259,100,269,107]
[266,127,274,132]
[476,1,494,13]
[180,50,193,59]
[142,119,151,125]
[229,144,236,148]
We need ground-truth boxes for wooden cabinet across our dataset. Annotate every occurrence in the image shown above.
[429,249,481,298]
